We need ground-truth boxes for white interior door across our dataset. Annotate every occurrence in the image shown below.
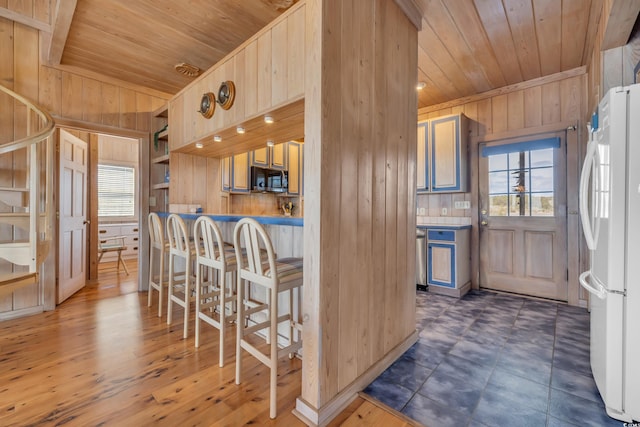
[57,129,88,303]
[478,132,568,301]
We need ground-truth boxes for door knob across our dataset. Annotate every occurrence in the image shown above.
[83,220,91,225]
[481,220,488,226]
[481,209,487,215]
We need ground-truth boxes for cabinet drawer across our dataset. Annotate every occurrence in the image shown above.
[427,230,455,242]
[121,225,139,235]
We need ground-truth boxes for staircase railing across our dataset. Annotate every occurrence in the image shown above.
[0,84,55,298]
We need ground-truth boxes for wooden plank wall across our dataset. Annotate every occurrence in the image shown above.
[302,0,417,415]
[0,0,50,24]
[0,17,169,316]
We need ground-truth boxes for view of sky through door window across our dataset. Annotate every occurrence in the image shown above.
[487,147,554,217]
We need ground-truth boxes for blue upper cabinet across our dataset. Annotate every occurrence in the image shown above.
[417,113,469,194]
[417,121,429,192]
[251,147,270,167]
[251,143,288,170]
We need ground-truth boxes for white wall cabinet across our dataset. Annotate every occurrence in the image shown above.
[417,113,468,193]
[426,227,470,297]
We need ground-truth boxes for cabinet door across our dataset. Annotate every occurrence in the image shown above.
[431,115,466,192]
[221,156,231,191]
[417,122,428,192]
[428,242,455,288]
[251,147,269,167]
[231,152,250,192]
[287,142,301,195]
[271,143,287,170]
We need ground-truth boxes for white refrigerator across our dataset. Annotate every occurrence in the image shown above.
[579,83,640,422]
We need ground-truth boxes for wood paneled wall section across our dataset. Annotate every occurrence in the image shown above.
[0,0,50,24]
[169,2,305,151]
[168,153,222,214]
[301,0,417,417]
[0,17,169,316]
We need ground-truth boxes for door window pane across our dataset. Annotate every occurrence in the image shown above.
[486,146,556,217]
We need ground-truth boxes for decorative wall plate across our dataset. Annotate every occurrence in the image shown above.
[217,81,236,110]
[199,92,216,118]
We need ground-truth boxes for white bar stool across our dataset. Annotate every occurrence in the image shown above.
[148,212,169,317]
[166,213,196,339]
[233,218,303,419]
[193,216,237,367]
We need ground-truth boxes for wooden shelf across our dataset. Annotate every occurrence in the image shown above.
[157,129,168,140]
[151,154,170,164]
[152,182,169,190]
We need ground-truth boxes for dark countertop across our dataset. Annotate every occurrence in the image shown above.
[157,212,303,227]
[417,224,471,230]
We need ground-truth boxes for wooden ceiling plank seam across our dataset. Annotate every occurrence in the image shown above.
[560,0,592,71]
[502,0,543,81]
[110,0,264,58]
[60,49,179,95]
[422,0,493,93]
[440,0,508,89]
[46,0,77,65]
[472,0,524,84]
[417,45,464,100]
[61,47,187,94]
[417,18,478,96]
[65,7,225,64]
[532,0,562,76]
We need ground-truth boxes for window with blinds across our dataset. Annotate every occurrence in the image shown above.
[98,164,135,217]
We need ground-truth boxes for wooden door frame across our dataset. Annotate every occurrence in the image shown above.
[53,118,150,293]
[469,121,585,307]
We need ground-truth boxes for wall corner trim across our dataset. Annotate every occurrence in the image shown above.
[393,0,422,31]
[293,330,419,427]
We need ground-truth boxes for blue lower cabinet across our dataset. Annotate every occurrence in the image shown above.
[424,227,471,297]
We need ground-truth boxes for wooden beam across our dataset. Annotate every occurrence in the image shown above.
[601,0,640,50]
[46,0,77,65]
[419,66,587,114]
[0,6,51,32]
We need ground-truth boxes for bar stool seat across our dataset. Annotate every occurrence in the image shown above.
[148,212,169,317]
[233,218,303,419]
[166,213,197,339]
[193,216,237,367]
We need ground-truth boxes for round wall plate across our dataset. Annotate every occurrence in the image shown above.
[199,92,216,118]
[217,81,236,110]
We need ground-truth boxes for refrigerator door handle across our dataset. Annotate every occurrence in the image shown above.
[579,135,599,250]
[579,270,607,299]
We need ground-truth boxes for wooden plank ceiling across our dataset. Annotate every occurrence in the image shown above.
[56,0,602,108]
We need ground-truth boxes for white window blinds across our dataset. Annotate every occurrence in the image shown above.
[98,164,135,217]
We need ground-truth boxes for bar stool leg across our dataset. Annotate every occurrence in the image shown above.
[235,274,244,386]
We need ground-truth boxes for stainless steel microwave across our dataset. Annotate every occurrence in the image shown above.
[250,166,288,193]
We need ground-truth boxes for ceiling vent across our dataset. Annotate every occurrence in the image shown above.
[174,63,200,77]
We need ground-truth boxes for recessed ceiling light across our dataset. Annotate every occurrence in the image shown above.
[266,140,274,147]
[195,142,203,149]
[416,81,427,90]
[264,115,274,124]
[236,126,245,134]
[213,135,222,142]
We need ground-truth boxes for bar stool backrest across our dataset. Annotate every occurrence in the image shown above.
[193,216,227,268]
[166,214,190,256]
[233,218,276,286]
[148,212,164,249]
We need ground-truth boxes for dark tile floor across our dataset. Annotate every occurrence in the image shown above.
[364,289,624,427]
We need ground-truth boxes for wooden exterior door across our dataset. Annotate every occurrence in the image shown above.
[478,132,568,301]
[57,130,88,303]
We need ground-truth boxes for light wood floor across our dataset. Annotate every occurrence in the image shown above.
[1,260,417,426]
